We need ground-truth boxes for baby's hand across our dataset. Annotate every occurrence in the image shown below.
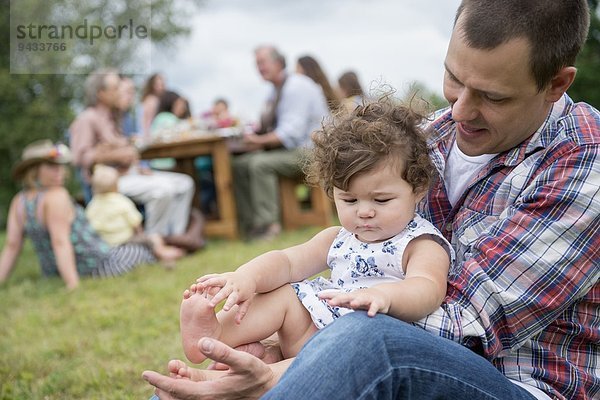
[196,272,256,312]
[318,287,391,317]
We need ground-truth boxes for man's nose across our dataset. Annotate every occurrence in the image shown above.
[451,88,479,122]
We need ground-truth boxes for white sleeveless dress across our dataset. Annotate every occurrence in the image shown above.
[291,214,453,329]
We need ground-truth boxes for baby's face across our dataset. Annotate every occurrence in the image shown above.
[333,163,423,243]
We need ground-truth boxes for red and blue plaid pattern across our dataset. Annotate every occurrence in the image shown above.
[415,94,600,400]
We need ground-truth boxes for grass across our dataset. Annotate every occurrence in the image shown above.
[0,227,322,399]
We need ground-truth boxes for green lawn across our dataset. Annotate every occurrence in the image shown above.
[0,227,321,399]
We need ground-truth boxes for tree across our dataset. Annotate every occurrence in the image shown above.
[0,0,203,227]
[568,0,600,108]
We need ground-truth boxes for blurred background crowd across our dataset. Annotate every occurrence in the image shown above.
[1,0,598,229]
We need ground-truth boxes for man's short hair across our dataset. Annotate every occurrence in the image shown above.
[455,0,590,91]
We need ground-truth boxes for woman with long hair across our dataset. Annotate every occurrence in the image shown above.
[140,73,166,139]
[337,70,365,113]
[296,55,339,111]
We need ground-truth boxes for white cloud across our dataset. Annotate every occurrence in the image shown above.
[151,0,461,121]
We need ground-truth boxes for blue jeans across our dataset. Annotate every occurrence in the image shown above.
[263,312,537,399]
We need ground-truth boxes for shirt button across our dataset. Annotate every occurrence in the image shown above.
[445,223,452,232]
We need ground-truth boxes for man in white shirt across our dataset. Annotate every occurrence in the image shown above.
[232,45,329,240]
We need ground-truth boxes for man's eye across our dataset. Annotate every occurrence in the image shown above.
[484,94,507,103]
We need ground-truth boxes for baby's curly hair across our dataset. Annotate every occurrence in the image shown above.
[305,95,434,198]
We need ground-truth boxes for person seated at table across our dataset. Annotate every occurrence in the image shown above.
[149,90,193,170]
[151,90,192,137]
[337,70,366,113]
[233,45,329,240]
[202,98,237,129]
[69,68,195,238]
[296,55,340,112]
[0,140,159,291]
[140,73,166,140]
[85,164,185,266]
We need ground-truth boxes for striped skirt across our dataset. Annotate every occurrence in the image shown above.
[91,243,156,278]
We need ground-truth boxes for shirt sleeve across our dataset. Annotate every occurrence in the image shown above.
[274,76,328,149]
[69,111,97,169]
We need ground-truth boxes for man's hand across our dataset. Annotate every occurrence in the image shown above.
[142,338,277,400]
[95,143,139,169]
[243,132,282,150]
[207,337,284,371]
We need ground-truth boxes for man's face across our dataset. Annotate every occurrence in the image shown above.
[255,48,283,84]
[98,73,121,108]
[443,24,554,156]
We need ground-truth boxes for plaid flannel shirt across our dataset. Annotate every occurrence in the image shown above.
[415,94,600,400]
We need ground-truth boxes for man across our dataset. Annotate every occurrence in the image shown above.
[70,69,195,237]
[233,45,329,240]
[143,1,599,398]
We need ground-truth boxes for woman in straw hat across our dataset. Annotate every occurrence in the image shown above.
[0,140,160,290]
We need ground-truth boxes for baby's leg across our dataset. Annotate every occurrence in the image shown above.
[180,289,223,364]
[217,284,318,359]
[180,284,317,364]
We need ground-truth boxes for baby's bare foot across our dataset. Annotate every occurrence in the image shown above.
[180,292,222,364]
[182,284,202,300]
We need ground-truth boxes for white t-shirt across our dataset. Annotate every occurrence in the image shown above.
[444,140,497,206]
[511,379,553,400]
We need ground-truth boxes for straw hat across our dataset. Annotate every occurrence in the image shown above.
[12,140,72,180]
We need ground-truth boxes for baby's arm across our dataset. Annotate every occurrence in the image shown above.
[321,235,449,321]
[196,226,340,312]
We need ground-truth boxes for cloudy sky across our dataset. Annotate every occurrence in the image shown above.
[151,0,461,121]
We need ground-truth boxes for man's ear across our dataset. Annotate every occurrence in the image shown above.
[545,66,577,102]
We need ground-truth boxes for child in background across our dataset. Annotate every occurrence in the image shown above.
[150,90,192,170]
[178,96,454,363]
[151,90,191,136]
[85,164,185,266]
[202,98,236,129]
